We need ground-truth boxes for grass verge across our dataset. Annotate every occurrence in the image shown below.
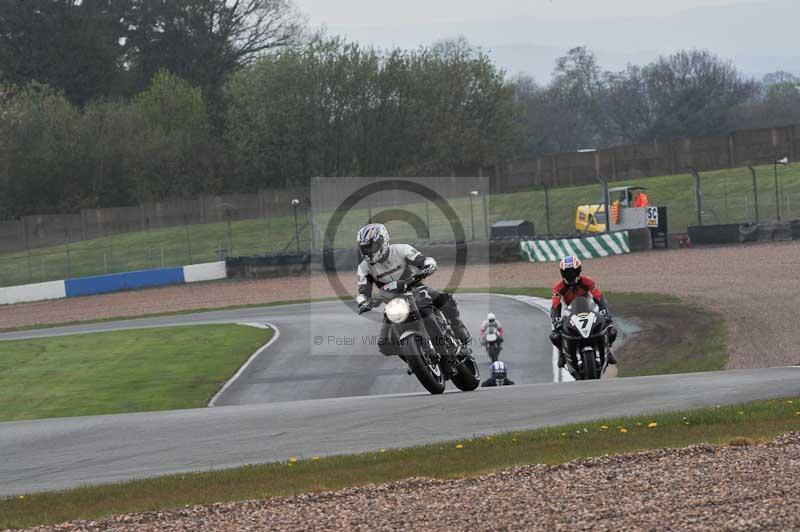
[0,324,273,421]
[3,397,799,529]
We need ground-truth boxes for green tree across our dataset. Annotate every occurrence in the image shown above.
[0,0,128,106]
[0,83,84,217]
[124,0,306,125]
[131,71,217,200]
[225,36,518,188]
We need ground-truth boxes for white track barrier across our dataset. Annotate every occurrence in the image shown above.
[0,281,67,305]
[183,261,228,284]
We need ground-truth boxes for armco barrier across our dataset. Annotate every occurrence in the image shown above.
[520,232,631,262]
[0,280,66,306]
[687,224,741,245]
[225,240,525,280]
[65,267,186,297]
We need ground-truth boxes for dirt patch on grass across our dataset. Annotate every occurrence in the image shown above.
[0,241,796,369]
[613,295,727,376]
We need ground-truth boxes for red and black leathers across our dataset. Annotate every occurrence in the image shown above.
[550,275,609,324]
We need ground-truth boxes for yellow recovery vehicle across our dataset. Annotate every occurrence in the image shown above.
[575,186,657,233]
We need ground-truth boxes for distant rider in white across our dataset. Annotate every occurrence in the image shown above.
[356,223,472,356]
[479,312,504,346]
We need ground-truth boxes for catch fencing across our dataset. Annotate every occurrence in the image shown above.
[0,124,799,288]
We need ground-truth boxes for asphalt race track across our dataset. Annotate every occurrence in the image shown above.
[3,368,800,496]
[3,295,800,496]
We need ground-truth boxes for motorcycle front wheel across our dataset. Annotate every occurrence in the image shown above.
[405,335,446,394]
[581,349,599,380]
[451,355,480,391]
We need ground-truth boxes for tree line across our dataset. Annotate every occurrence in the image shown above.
[514,47,800,154]
[0,1,798,218]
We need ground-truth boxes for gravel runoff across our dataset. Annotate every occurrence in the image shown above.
[23,432,800,531]
[1,241,799,369]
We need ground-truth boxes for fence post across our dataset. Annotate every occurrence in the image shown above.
[482,190,489,239]
[690,167,703,226]
[65,241,71,279]
[423,200,431,239]
[774,160,782,221]
[185,223,193,264]
[543,184,552,236]
[596,175,610,234]
[306,199,316,252]
[747,165,760,224]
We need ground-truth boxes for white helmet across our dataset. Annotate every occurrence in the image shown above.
[490,360,507,381]
[487,313,496,323]
[357,223,390,264]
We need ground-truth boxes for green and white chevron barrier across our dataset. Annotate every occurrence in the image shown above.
[520,231,631,262]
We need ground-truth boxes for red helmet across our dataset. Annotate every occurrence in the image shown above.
[559,256,582,286]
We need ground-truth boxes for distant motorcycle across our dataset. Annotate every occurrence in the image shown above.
[360,272,480,394]
[483,326,503,363]
[558,296,613,380]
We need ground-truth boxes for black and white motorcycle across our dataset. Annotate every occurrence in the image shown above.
[558,296,613,380]
[360,272,480,394]
[483,326,503,363]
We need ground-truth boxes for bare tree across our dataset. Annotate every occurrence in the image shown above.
[124,0,307,112]
[641,49,757,139]
[204,0,307,69]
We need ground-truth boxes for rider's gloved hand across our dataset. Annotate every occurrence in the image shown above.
[358,301,371,314]
[552,318,564,331]
[421,257,437,275]
[607,324,618,344]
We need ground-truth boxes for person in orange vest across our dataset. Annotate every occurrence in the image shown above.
[634,190,650,208]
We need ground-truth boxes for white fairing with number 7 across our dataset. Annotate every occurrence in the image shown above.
[570,312,596,338]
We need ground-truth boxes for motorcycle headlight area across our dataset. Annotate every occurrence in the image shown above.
[385,298,411,323]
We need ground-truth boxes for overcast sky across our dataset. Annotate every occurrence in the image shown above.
[292,0,799,80]
[293,0,739,26]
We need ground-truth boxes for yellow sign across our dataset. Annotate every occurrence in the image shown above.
[646,207,659,228]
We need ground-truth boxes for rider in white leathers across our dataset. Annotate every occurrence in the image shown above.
[356,223,472,356]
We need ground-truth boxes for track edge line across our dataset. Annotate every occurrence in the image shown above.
[208,322,281,407]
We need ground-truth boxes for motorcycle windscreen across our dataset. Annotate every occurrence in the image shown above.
[565,296,596,316]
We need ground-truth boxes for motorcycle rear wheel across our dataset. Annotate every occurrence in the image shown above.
[405,336,446,394]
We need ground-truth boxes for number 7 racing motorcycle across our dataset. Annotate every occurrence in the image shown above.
[359,272,480,394]
[558,296,614,380]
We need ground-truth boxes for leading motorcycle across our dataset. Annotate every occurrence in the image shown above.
[360,272,480,394]
[558,296,613,380]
